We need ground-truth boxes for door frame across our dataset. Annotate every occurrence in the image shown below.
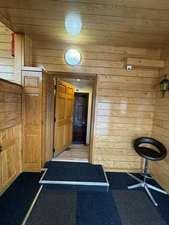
[50,72,97,163]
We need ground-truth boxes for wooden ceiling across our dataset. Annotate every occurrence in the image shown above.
[0,0,169,48]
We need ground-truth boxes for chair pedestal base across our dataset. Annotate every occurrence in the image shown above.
[128,174,168,207]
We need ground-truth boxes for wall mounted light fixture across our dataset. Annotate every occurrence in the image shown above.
[65,49,81,66]
[65,12,82,36]
[160,75,169,97]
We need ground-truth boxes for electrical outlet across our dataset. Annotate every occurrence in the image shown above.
[126,64,133,71]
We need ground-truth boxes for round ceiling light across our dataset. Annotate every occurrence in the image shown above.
[65,49,81,66]
[65,12,82,36]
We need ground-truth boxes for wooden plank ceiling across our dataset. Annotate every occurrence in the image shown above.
[0,0,169,48]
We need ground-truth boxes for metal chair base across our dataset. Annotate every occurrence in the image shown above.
[128,173,168,207]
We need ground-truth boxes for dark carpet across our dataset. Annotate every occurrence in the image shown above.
[25,187,122,225]
[76,190,122,225]
[42,161,108,184]
[1,170,169,225]
[25,188,77,225]
[0,172,42,225]
[113,190,167,225]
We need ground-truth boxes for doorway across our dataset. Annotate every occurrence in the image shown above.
[52,75,95,163]
[73,93,89,145]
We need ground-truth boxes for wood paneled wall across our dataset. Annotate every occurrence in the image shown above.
[0,21,33,84]
[32,41,161,172]
[32,41,162,75]
[24,35,32,67]
[0,22,15,82]
[0,79,22,192]
[94,73,156,171]
[150,51,169,191]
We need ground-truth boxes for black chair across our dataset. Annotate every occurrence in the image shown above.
[128,137,168,206]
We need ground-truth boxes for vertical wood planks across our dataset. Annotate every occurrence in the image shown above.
[54,79,74,154]
[22,67,43,171]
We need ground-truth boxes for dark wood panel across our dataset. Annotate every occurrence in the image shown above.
[73,93,88,144]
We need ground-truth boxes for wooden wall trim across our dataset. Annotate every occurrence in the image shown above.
[22,66,43,72]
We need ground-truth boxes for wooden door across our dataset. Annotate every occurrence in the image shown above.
[73,93,88,144]
[54,80,74,154]
[22,69,43,171]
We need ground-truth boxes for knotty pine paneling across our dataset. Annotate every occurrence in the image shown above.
[150,52,169,191]
[0,22,33,84]
[0,22,16,83]
[32,42,161,172]
[94,74,156,171]
[32,42,161,76]
[2,0,169,47]
[0,79,22,192]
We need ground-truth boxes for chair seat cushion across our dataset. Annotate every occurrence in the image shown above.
[135,147,164,161]
[134,137,167,161]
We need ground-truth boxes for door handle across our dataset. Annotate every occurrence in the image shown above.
[0,145,2,153]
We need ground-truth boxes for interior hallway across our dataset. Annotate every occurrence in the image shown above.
[53,144,89,162]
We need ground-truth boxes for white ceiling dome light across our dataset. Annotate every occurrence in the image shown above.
[65,12,82,36]
[65,49,81,66]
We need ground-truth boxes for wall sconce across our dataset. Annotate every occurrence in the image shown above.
[160,75,169,97]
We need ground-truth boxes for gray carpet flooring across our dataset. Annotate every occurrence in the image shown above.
[113,190,167,225]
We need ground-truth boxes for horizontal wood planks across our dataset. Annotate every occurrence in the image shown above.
[127,57,165,68]
[0,22,16,82]
[0,79,22,192]
[1,0,169,47]
[33,42,161,172]
[150,53,169,191]
[32,41,161,75]
[94,73,156,171]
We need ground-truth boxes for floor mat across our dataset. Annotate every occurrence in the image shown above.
[41,161,109,190]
